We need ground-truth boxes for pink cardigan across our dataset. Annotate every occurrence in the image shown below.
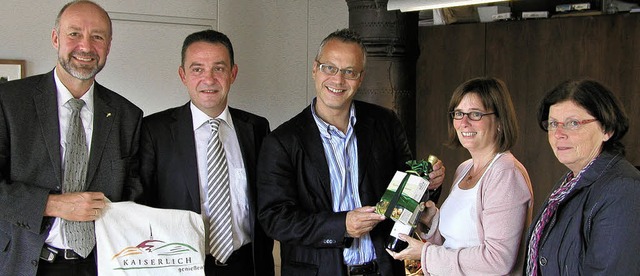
[421,152,533,275]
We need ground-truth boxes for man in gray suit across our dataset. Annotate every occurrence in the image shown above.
[0,1,142,275]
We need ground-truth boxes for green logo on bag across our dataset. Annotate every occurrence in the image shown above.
[111,225,204,272]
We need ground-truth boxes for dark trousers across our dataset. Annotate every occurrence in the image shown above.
[36,251,96,276]
[204,243,254,275]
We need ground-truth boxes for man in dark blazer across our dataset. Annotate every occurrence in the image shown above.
[139,30,274,276]
[256,29,444,276]
[0,1,143,275]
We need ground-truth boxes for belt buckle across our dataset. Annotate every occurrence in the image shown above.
[63,249,80,260]
[347,261,377,276]
[40,246,58,263]
[348,267,366,276]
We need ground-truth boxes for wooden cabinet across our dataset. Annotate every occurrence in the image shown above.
[416,14,640,213]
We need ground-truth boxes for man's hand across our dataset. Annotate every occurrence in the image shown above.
[345,206,386,238]
[419,201,437,227]
[44,192,107,221]
[428,159,445,190]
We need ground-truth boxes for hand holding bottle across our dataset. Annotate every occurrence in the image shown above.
[419,200,438,228]
[345,206,386,238]
[428,159,446,190]
[385,233,426,261]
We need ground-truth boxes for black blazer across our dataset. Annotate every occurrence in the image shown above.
[257,100,412,276]
[0,70,143,276]
[139,103,274,276]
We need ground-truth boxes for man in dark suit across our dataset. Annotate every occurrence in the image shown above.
[139,30,274,276]
[256,29,445,276]
[0,1,143,275]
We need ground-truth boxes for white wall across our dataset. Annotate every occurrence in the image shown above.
[219,1,349,126]
[94,0,217,117]
[0,0,348,128]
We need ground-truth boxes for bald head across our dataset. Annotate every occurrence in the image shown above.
[52,0,112,84]
[55,0,112,37]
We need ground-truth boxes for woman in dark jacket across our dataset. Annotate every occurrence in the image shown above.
[524,79,640,275]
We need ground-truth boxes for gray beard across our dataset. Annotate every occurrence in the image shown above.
[58,55,103,80]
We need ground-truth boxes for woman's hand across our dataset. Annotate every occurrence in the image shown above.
[386,233,426,261]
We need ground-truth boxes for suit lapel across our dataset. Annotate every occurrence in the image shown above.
[230,109,256,186]
[354,103,375,203]
[34,72,63,187]
[229,108,258,230]
[298,108,333,203]
[171,104,201,210]
[87,84,114,186]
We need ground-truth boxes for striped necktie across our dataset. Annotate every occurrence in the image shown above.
[205,118,233,263]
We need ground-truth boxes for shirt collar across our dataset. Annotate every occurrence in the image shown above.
[190,102,234,131]
[310,97,357,138]
[54,69,94,112]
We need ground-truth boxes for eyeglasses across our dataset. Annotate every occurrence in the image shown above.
[315,61,362,80]
[449,111,495,121]
[542,118,598,131]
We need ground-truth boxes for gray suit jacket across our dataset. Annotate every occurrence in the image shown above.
[0,70,143,276]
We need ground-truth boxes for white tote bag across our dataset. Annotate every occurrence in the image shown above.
[95,201,205,276]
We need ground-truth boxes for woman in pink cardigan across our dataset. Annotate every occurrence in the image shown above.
[388,77,533,275]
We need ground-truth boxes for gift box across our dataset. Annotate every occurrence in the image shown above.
[375,159,435,226]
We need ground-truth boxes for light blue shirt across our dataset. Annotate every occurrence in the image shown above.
[311,98,376,265]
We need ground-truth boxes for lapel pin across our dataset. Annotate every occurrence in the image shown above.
[106,113,112,118]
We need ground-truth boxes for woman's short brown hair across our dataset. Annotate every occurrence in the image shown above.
[446,77,519,153]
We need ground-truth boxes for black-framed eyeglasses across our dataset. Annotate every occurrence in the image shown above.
[315,60,362,80]
[449,111,495,121]
[542,118,598,131]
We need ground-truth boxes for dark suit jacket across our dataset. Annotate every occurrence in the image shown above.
[257,100,412,276]
[0,70,143,276]
[139,103,274,276]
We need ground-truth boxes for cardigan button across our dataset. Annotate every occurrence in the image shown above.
[539,257,548,266]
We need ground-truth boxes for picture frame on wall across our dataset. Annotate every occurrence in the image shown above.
[0,59,26,84]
